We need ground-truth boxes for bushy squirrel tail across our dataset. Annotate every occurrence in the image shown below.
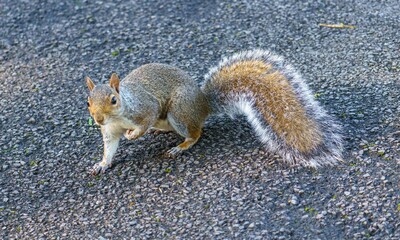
[201,49,343,167]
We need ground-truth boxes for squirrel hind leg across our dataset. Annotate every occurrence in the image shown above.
[165,97,207,157]
[165,126,202,158]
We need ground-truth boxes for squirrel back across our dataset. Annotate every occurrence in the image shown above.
[120,63,210,122]
[201,49,343,167]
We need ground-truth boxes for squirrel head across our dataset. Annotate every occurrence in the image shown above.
[86,73,122,126]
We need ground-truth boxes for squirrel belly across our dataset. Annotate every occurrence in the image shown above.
[202,49,343,167]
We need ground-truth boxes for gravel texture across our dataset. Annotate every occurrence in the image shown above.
[1,0,399,239]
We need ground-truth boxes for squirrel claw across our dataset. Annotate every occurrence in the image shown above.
[165,147,183,158]
[91,162,111,176]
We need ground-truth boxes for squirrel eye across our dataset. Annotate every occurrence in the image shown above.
[87,101,90,107]
[111,96,117,105]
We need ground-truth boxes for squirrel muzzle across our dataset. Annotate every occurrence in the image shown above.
[93,114,105,125]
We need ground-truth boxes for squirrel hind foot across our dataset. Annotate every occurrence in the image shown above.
[165,136,200,158]
[165,146,183,158]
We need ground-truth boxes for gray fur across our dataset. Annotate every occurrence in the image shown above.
[120,63,208,136]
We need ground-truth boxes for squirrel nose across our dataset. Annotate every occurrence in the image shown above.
[94,115,104,125]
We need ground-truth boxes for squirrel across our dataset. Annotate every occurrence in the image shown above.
[86,49,343,175]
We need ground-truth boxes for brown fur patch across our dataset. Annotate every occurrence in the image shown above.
[86,77,95,91]
[89,95,115,116]
[177,127,202,150]
[214,60,322,153]
[109,73,120,93]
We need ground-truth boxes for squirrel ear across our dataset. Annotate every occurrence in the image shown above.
[110,73,120,93]
[86,76,95,91]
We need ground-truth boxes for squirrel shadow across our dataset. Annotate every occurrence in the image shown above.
[114,115,298,173]
[111,116,349,180]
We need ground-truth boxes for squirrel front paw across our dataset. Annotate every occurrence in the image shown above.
[124,129,145,140]
[124,129,136,140]
[91,162,112,175]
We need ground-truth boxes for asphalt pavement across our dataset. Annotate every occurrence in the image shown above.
[0,0,399,239]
